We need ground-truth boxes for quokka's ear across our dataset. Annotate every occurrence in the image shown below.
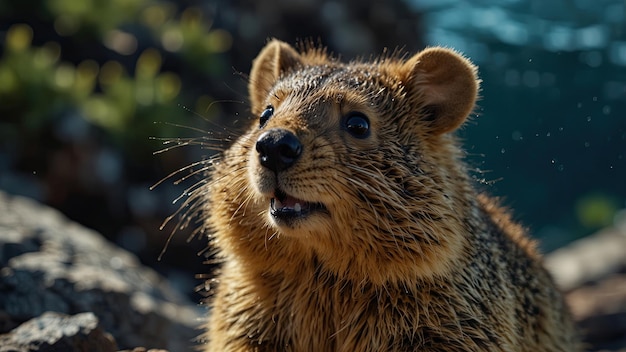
[401,47,479,135]
[248,39,303,112]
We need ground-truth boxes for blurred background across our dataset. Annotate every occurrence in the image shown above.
[0,0,624,300]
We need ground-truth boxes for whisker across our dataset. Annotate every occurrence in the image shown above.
[171,178,209,204]
[171,165,213,187]
[160,185,204,231]
[152,137,227,154]
[153,120,217,135]
[185,218,206,243]
[152,99,252,261]
[150,159,214,190]
[229,183,253,225]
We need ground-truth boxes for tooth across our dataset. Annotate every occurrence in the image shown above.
[294,203,301,212]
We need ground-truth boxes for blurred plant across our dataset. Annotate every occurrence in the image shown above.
[0,0,240,260]
[576,192,621,231]
[0,0,234,162]
[0,0,243,299]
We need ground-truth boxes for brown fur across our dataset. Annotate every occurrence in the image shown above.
[199,39,579,351]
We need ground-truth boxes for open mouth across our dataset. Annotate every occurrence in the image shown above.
[270,188,327,223]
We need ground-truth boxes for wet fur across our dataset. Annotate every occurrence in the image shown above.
[198,40,579,351]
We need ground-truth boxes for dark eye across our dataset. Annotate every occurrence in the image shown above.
[259,105,274,128]
[344,112,370,138]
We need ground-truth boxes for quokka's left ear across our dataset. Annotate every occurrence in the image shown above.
[400,47,480,134]
[248,39,303,113]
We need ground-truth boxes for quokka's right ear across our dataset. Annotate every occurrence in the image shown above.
[400,47,479,135]
[248,39,303,113]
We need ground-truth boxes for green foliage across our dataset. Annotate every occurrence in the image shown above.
[0,1,231,157]
[576,193,621,230]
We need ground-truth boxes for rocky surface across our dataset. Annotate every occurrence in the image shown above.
[546,216,626,351]
[221,0,426,73]
[0,311,117,352]
[0,191,202,351]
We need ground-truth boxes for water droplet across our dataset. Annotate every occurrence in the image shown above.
[501,148,506,154]
[586,116,592,122]
[551,159,556,164]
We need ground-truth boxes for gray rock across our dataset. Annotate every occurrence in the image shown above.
[0,311,117,352]
[0,191,203,351]
[545,212,626,351]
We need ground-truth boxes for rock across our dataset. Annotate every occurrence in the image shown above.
[0,311,117,352]
[545,216,626,352]
[0,191,202,351]
[545,224,626,292]
[224,0,425,60]
[567,274,626,351]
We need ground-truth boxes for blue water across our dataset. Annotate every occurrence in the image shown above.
[409,0,625,61]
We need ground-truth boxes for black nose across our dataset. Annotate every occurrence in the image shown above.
[255,129,302,173]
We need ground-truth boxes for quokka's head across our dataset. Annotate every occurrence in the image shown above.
[212,39,479,282]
